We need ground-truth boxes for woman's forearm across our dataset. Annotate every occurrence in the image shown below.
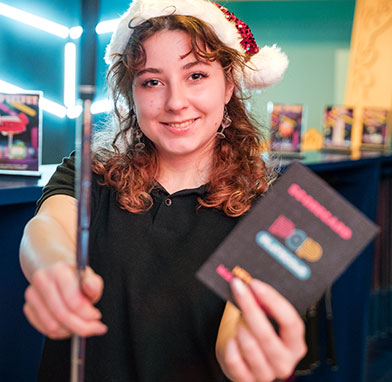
[19,195,77,282]
[19,215,76,282]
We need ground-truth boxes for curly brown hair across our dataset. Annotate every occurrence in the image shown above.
[93,14,271,217]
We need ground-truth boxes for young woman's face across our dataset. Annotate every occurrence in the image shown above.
[132,29,234,162]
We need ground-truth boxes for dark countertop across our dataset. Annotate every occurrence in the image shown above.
[1,151,391,206]
[0,164,57,206]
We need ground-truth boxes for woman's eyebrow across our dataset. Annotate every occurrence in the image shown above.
[135,61,209,77]
[182,60,210,70]
[135,68,162,77]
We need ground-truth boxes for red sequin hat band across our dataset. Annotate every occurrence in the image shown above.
[213,2,259,56]
[106,0,289,89]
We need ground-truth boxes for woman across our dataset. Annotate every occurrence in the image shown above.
[20,1,306,381]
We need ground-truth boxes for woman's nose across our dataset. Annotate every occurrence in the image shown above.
[165,82,189,112]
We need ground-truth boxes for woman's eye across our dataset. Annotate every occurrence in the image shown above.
[142,79,161,88]
[189,72,208,81]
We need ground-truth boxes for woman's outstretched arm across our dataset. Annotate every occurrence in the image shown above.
[20,195,107,339]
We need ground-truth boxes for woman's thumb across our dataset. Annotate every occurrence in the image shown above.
[81,267,104,304]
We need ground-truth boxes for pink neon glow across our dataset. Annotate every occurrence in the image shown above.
[288,183,352,240]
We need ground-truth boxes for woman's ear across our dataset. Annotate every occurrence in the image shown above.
[224,78,235,104]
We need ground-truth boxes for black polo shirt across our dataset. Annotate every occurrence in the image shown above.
[36,155,238,382]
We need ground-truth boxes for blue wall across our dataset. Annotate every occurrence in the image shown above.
[0,0,80,164]
[0,0,355,163]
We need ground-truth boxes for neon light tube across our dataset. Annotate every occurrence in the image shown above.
[67,105,83,119]
[91,99,112,114]
[96,19,120,34]
[64,42,76,108]
[0,80,66,118]
[0,80,23,93]
[40,98,67,118]
[69,26,83,40]
[0,2,69,38]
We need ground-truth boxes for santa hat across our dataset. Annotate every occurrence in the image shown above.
[105,0,288,90]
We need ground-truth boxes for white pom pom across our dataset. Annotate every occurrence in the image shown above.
[243,44,289,90]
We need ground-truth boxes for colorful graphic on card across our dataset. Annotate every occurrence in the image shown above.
[256,230,311,280]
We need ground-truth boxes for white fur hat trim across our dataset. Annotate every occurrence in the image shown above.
[105,0,288,89]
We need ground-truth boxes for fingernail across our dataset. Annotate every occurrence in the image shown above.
[86,277,98,290]
[225,338,237,357]
[94,309,102,319]
[249,279,266,294]
[96,324,108,335]
[231,278,247,296]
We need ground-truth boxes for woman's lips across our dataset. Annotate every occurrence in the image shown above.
[163,118,198,133]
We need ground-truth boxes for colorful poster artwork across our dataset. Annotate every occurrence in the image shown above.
[269,104,303,152]
[361,108,390,149]
[0,92,42,175]
[323,105,353,148]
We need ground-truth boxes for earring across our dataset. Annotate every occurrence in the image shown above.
[216,106,232,139]
[132,110,145,151]
[134,126,145,150]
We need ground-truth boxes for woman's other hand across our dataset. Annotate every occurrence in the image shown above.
[217,278,306,382]
[23,264,107,339]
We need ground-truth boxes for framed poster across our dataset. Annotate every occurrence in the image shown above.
[269,103,304,153]
[0,91,42,175]
[361,107,391,151]
[323,105,353,150]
